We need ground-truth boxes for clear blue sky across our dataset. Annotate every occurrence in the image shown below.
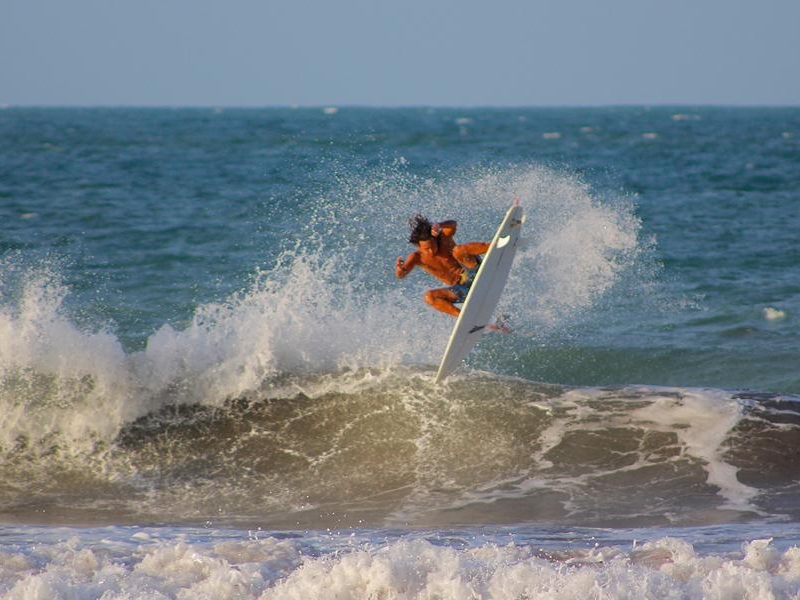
[3,0,799,107]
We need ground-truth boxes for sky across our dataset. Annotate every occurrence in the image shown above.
[2,0,799,107]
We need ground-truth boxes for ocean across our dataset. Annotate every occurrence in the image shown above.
[1,106,799,598]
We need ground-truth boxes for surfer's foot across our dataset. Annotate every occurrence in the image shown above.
[486,316,512,334]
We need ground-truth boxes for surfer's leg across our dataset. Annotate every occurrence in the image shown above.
[454,242,490,268]
[424,287,461,317]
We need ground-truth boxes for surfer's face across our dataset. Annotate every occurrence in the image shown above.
[418,238,437,254]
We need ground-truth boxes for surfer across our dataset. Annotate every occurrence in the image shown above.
[394,214,490,317]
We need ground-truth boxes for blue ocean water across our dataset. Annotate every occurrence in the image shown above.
[1,106,800,598]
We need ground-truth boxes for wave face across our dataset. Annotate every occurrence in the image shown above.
[2,365,800,528]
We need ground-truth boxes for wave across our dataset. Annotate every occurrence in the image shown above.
[0,164,676,527]
[0,165,650,436]
[1,362,799,528]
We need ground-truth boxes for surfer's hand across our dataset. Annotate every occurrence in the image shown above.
[431,223,441,237]
[395,257,405,277]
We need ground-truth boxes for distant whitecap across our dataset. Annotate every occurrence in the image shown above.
[763,307,786,320]
[323,107,338,115]
[642,132,658,140]
[671,114,700,121]
[542,132,561,139]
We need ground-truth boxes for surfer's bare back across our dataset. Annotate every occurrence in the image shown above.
[394,214,489,317]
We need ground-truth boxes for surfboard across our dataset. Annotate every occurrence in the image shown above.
[435,201,525,383]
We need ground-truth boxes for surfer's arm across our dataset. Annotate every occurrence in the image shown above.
[432,220,457,238]
[395,251,420,278]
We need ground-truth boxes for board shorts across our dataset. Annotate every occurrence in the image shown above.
[447,264,480,304]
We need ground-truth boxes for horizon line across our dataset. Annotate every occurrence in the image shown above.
[3,102,800,111]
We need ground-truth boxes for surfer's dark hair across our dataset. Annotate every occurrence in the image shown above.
[408,214,433,244]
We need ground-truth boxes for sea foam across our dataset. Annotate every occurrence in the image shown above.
[0,165,649,456]
[3,529,800,600]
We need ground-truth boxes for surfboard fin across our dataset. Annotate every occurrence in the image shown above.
[469,319,511,335]
[486,315,512,334]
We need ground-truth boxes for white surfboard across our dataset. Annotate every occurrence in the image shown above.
[435,201,525,383]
